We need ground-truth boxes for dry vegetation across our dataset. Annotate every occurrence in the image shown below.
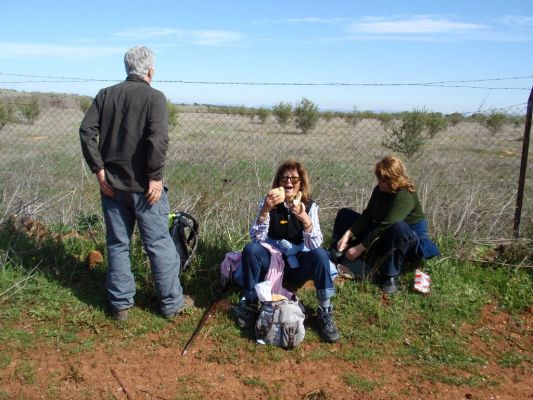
[0,91,531,241]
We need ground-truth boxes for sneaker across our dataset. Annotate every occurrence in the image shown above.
[232,299,259,329]
[112,308,130,321]
[381,276,400,294]
[316,305,340,343]
[164,295,195,318]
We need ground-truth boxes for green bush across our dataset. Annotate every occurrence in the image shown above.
[425,112,448,138]
[19,97,40,124]
[272,101,292,127]
[256,108,269,124]
[382,109,426,158]
[0,103,15,131]
[376,113,394,130]
[321,111,334,122]
[446,112,465,126]
[343,106,361,127]
[484,112,507,135]
[167,100,179,131]
[79,97,92,114]
[294,97,319,134]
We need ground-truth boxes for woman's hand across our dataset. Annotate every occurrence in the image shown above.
[345,243,366,261]
[290,202,312,231]
[264,187,285,211]
[257,188,285,224]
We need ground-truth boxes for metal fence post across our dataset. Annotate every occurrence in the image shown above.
[513,86,533,238]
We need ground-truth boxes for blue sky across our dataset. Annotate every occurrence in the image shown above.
[1,0,532,113]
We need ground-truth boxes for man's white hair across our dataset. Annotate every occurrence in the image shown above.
[124,46,155,77]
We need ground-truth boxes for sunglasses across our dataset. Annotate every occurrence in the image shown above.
[279,175,301,184]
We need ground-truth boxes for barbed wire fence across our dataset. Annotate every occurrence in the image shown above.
[0,76,531,243]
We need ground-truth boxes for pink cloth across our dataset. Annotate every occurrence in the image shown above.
[220,251,242,287]
[219,244,293,299]
[260,243,293,299]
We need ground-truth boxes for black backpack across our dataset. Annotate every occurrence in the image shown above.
[169,211,199,272]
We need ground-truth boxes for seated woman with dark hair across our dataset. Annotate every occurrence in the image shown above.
[232,158,340,343]
[333,155,440,294]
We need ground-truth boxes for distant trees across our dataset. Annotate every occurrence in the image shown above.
[0,96,41,131]
[167,100,179,131]
[381,108,449,158]
[272,101,292,127]
[294,98,320,134]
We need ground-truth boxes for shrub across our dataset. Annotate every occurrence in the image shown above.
[382,109,426,158]
[256,108,269,124]
[425,112,448,138]
[484,112,507,135]
[79,97,92,114]
[0,103,15,131]
[167,100,179,131]
[376,113,394,130]
[294,97,319,134]
[19,97,40,124]
[446,112,465,126]
[321,111,334,122]
[272,101,292,126]
[343,106,361,127]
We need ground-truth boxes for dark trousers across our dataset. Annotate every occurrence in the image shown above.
[332,208,420,278]
[241,241,335,302]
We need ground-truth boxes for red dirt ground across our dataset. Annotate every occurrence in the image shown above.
[1,303,531,400]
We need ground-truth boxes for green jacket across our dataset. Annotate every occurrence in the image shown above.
[350,186,425,248]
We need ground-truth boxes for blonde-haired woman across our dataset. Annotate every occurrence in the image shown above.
[335,156,439,294]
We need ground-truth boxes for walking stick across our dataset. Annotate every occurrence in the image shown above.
[181,299,219,356]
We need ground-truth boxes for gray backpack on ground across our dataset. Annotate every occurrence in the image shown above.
[255,299,305,349]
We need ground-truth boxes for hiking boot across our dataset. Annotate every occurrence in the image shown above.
[316,305,340,343]
[164,295,195,319]
[232,299,259,329]
[381,276,400,295]
[112,308,130,321]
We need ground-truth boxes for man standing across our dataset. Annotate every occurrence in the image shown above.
[80,46,192,320]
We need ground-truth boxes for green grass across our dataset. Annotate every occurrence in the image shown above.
[0,216,531,394]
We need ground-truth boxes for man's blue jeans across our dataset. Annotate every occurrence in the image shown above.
[101,189,184,317]
[241,241,336,302]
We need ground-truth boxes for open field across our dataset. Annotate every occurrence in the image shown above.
[0,93,531,240]
[0,92,531,399]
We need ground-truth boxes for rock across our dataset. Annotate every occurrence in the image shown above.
[86,250,104,270]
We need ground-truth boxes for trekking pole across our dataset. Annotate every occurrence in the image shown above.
[181,299,219,356]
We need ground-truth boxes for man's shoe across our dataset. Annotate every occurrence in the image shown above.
[112,308,130,321]
[381,276,400,294]
[316,305,340,343]
[164,295,195,319]
[232,299,259,329]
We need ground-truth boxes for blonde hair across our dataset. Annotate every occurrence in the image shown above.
[375,156,415,193]
[272,159,311,204]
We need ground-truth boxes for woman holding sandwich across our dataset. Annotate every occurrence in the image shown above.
[232,158,339,343]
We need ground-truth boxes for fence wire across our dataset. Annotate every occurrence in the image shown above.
[0,89,531,241]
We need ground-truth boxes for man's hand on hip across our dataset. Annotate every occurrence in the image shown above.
[96,169,114,197]
[146,179,163,205]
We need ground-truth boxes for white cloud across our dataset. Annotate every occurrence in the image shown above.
[187,30,244,46]
[0,42,122,59]
[114,27,244,46]
[252,17,344,25]
[115,27,182,38]
[499,15,533,27]
[350,16,487,34]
